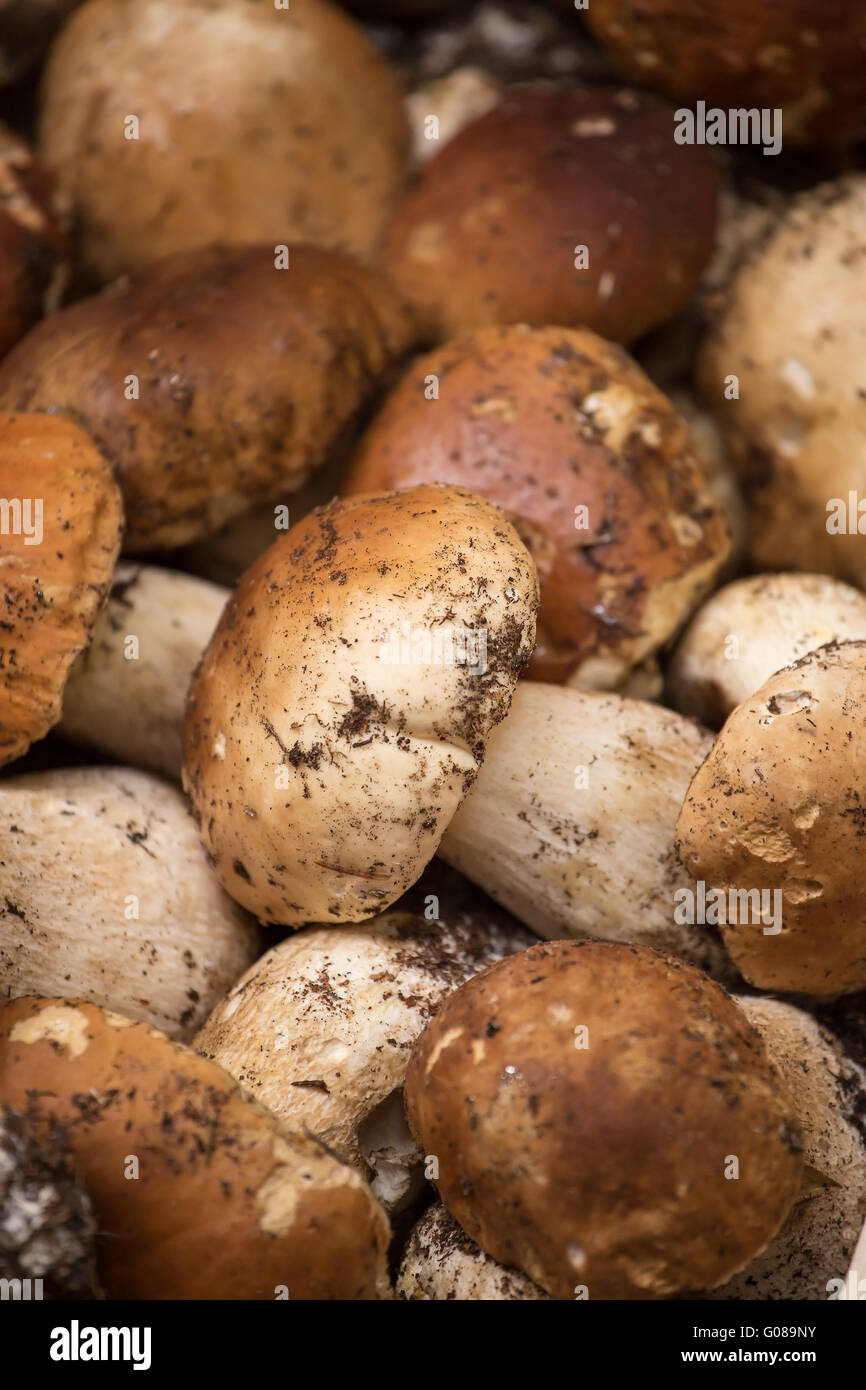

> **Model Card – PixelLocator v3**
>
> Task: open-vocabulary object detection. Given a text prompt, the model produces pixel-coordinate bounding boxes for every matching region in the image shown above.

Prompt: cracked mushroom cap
[346,325,729,686]
[698,176,866,587]
[194,900,531,1213]
[675,640,866,997]
[0,997,392,1299]
[706,997,866,1301]
[397,1202,549,1300]
[405,939,804,1301]
[668,573,866,728]
[38,0,410,281]
[584,0,866,146]
[0,413,123,767]
[0,244,414,552]
[183,484,538,926]
[0,124,68,356]
[0,766,259,1039]
[383,85,719,346]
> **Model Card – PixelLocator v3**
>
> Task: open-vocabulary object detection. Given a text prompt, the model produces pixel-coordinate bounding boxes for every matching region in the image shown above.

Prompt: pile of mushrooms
[0,0,864,1305]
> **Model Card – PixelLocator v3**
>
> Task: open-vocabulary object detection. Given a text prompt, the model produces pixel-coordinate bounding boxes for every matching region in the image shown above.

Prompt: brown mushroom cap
[0,412,123,766]
[183,484,538,926]
[0,996,392,1299]
[0,124,68,357]
[675,640,866,997]
[584,0,866,145]
[383,86,719,345]
[38,0,410,280]
[405,939,804,1300]
[0,245,414,552]
[345,325,730,685]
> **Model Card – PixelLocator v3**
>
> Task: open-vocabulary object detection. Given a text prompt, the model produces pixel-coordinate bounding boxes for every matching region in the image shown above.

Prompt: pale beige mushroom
[397,1202,550,1301]
[0,766,258,1038]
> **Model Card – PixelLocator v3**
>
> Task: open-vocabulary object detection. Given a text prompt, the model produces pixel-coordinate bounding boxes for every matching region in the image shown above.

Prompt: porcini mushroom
[383,85,719,345]
[675,640,866,996]
[397,1202,549,1301]
[0,244,414,551]
[0,766,259,1038]
[668,573,866,728]
[404,939,804,1300]
[38,0,410,280]
[345,324,731,686]
[0,996,392,1299]
[0,412,123,767]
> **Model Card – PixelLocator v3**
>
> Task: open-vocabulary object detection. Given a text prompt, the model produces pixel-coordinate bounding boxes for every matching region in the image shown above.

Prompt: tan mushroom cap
[668,573,866,728]
[676,640,866,997]
[346,326,730,687]
[183,484,538,926]
[585,0,866,145]
[707,997,866,1301]
[0,245,414,551]
[698,176,866,586]
[38,0,410,280]
[0,124,68,355]
[383,86,719,346]
[397,1202,550,1301]
[405,940,804,1301]
[0,766,259,1039]
[0,412,123,766]
[0,996,392,1299]
[194,903,530,1209]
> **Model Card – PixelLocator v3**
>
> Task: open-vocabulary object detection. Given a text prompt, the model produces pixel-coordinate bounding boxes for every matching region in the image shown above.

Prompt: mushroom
[584,0,866,145]
[404,939,804,1300]
[0,412,123,768]
[0,125,69,356]
[0,1104,101,1299]
[397,1202,549,1301]
[848,1217,866,1300]
[59,563,229,779]
[668,573,866,728]
[383,85,719,345]
[38,0,410,280]
[698,175,866,587]
[0,244,414,551]
[194,892,531,1214]
[183,483,539,926]
[675,640,866,997]
[345,324,731,686]
[0,997,392,1299]
[0,766,259,1038]
[705,997,866,1301]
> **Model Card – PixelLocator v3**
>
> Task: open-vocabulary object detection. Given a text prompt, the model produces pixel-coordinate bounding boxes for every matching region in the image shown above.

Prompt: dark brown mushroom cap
[345,325,729,685]
[0,996,392,1300]
[405,939,804,1300]
[383,85,719,345]
[585,0,866,145]
[0,412,123,766]
[0,244,414,552]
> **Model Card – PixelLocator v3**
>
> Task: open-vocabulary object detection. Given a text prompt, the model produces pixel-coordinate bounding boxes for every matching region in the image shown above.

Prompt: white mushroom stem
[439,681,734,980]
[60,563,228,779]
[0,766,258,1038]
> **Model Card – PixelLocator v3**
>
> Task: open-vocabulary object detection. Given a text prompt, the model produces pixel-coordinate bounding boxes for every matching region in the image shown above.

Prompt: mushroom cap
[676,640,866,996]
[0,766,259,1038]
[397,1202,550,1301]
[194,900,531,1202]
[0,244,414,551]
[585,0,866,145]
[346,326,730,686]
[0,124,68,356]
[707,997,866,1301]
[0,996,392,1299]
[405,939,804,1300]
[698,175,866,586]
[668,573,866,728]
[38,0,410,280]
[0,412,123,766]
[183,484,538,925]
[383,85,719,345]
